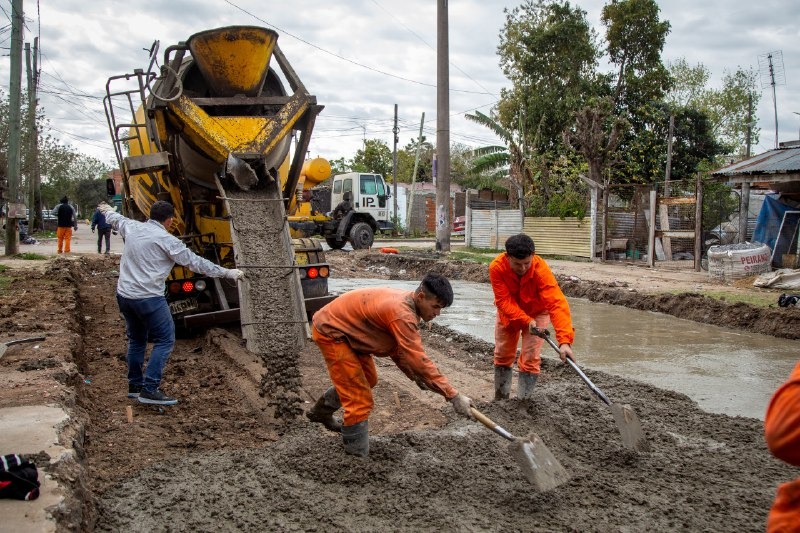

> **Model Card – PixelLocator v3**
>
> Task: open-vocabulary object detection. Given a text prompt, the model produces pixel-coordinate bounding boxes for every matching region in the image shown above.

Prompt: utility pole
[26,38,41,232]
[435,0,450,252]
[392,104,398,233]
[405,113,425,236]
[4,0,24,256]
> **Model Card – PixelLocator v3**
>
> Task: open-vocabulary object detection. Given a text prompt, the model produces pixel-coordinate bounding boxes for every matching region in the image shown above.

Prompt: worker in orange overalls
[489,233,575,400]
[306,273,474,457]
[764,360,800,532]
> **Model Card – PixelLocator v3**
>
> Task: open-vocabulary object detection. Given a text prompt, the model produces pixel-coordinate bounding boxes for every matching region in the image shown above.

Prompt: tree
[667,58,760,157]
[602,0,671,112]
[350,139,392,177]
[396,136,433,183]
[496,0,600,155]
[464,111,529,207]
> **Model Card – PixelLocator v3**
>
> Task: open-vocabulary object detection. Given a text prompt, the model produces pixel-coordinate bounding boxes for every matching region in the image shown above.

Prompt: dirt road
[0,252,796,531]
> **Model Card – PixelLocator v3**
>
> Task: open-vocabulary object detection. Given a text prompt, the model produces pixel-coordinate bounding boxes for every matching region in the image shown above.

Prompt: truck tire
[349,222,374,250]
[325,236,346,250]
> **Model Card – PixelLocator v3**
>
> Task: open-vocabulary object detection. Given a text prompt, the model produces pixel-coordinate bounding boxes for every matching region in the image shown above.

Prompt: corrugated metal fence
[525,217,592,257]
[465,209,522,249]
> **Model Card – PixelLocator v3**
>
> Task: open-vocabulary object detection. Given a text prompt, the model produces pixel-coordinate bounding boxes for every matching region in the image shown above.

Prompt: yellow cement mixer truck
[103,26,334,335]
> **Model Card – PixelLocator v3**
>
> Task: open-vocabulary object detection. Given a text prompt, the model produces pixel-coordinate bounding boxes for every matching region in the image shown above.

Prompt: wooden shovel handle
[470,407,514,441]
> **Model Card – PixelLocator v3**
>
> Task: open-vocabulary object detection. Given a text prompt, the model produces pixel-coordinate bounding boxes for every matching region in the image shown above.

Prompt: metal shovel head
[507,435,569,492]
[609,403,648,452]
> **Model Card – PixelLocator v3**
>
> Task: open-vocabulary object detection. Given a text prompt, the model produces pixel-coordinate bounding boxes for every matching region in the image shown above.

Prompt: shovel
[534,328,648,452]
[0,336,46,360]
[470,406,569,492]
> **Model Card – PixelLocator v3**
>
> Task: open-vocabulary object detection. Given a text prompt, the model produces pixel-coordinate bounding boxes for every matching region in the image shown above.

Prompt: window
[360,175,377,195]
[343,179,352,194]
[333,180,342,194]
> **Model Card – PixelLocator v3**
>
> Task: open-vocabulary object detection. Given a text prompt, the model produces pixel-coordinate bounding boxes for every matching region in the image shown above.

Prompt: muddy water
[329,278,798,419]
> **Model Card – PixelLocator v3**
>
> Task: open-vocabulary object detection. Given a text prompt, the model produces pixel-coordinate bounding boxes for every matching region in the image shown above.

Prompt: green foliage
[396,136,433,183]
[701,180,740,231]
[667,58,760,157]
[14,252,46,260]
[497,0,600,153]
[329,157,350,176]
[351,139,393,177]
[602,0,671,108]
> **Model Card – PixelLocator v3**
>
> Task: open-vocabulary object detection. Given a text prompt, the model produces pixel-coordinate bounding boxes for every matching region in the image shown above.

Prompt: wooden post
[694,174,703,271]
[647,188,656,267]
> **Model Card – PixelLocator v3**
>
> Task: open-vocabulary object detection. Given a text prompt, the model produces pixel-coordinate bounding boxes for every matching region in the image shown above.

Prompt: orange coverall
[489,253,574,374]
[765,361,800,532]
[311,287,457,426]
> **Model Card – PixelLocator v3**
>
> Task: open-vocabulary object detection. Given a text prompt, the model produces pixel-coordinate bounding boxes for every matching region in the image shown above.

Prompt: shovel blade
[508,435,569,492]
[609,403,648,452]
[0,344,6,360]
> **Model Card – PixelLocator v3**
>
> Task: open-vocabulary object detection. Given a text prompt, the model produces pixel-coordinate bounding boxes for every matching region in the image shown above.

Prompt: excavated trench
[8,253,792,531]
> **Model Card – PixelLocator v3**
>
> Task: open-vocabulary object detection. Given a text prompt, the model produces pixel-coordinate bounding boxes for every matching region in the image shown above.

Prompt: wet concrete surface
[329,278,798,420]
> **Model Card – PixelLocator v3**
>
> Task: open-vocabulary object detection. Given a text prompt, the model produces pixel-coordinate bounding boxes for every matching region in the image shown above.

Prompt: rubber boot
[494,366,513,400]
[306,386,342,433]
[342,420,369,457]
[517,372,539,400]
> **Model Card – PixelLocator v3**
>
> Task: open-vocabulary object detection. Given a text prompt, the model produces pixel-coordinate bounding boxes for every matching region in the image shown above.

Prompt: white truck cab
[331,173,393,232]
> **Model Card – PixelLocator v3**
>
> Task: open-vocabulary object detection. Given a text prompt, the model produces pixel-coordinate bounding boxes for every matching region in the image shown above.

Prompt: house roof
[711,142,800,190]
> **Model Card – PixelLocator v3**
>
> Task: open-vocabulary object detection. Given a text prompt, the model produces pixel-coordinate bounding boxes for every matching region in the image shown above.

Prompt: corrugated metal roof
[711,146,800,175]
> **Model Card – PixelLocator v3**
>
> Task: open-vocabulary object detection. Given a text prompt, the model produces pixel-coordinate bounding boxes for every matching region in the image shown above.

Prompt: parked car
[452,216,465,234]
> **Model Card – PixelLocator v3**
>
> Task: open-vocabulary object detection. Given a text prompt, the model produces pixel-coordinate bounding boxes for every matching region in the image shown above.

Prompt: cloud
[0,0,796,166]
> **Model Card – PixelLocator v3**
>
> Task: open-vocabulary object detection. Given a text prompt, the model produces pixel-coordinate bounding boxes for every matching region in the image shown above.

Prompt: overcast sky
[1,0,797,169]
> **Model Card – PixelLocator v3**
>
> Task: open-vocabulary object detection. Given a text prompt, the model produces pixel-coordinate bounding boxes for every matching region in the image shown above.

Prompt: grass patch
[14,252,48,261]
[665,288,778,308]
[0,264,9,291]
[449,250,495,265]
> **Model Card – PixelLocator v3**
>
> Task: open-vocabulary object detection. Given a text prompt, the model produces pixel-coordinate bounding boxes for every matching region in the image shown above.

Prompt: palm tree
[464,111,531,210]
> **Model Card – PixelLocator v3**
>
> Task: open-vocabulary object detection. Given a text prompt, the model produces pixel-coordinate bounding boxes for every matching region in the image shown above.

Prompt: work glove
[449,393,474,419]
[228,268,246,280]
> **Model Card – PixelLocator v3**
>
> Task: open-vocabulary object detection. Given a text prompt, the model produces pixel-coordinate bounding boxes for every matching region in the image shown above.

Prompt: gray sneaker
[137,389,178,406]
[127,384,143,398]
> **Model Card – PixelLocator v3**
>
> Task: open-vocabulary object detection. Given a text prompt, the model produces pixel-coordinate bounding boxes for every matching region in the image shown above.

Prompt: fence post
[648,188,657,267]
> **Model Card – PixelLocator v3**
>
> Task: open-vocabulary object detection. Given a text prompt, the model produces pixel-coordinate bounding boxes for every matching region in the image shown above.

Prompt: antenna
[758,50,785,149]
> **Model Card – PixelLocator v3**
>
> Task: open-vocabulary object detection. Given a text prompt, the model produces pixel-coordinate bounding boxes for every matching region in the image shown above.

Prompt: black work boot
[306,386,342,433]
[342,420,369,457]
[494,365,513,400]
[517,372,539,400]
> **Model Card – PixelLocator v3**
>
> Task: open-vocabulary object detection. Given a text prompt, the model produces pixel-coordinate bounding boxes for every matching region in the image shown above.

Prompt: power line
[223,0,492,96]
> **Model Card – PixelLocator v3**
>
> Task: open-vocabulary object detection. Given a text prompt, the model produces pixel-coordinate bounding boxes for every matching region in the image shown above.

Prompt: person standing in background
[91,206,113,254]
[489,233,575,400]
[52,196,78,254]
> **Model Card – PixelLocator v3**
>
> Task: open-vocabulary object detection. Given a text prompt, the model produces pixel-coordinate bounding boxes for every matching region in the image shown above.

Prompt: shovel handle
[470,407,514,441]
[536,329,612,406]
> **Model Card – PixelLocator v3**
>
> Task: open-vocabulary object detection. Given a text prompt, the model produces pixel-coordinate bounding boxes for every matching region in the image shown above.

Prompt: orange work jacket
[765,361,800,532]
[489,253,574,346]
[312,287,457,399]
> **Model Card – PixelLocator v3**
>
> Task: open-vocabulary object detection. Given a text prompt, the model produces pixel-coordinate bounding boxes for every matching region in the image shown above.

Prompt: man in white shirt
[99,201,244,406]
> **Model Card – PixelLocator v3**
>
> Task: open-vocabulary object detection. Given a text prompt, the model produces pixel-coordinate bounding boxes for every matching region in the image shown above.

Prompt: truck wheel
[349,222,374,250]
[325,236,346,250]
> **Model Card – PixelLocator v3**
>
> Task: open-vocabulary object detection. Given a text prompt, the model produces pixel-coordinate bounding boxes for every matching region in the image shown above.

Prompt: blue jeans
[116,294,175,393]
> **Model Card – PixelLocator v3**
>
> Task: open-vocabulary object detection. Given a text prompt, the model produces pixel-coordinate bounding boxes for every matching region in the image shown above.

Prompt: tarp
[754,269,800,290]
[753,194,795,252]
